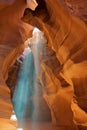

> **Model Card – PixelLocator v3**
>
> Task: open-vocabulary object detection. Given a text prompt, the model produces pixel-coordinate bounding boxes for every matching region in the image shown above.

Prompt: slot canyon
[0,0,87,130]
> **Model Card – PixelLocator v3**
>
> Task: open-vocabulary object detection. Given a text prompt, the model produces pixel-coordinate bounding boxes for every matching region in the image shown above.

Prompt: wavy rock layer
[22,0,87,129]
[0,0,87,130]
[0,0,37,129]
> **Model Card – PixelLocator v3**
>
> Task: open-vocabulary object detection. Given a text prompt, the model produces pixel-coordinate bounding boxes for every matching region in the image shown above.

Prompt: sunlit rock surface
[0,0,87,130]
[22,0,87,128]
[0,0,37,129]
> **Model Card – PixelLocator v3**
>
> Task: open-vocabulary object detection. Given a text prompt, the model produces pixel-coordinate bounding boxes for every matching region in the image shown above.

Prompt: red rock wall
[0,0,87,129]
[0,0,37,129]
[23,0,87,128]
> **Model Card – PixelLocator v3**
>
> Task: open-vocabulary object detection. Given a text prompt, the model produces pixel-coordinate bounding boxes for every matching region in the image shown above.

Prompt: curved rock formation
[22,0,87,129]
[0,0,87,130]
[0,0,37,129]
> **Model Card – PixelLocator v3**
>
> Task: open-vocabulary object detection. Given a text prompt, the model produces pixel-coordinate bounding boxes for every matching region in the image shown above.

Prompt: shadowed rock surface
[0,0,87,130]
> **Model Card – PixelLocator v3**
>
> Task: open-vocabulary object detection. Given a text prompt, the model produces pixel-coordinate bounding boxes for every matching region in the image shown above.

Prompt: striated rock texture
[63,0,87,24]
[0,0,87,130]
[22,0,87,129]
[0,0,37,129]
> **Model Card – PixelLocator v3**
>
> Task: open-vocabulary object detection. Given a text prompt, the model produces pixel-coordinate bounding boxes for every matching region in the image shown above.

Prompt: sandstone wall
[0,0,37,129]
[22,0,87,128]
[0,0,87,129]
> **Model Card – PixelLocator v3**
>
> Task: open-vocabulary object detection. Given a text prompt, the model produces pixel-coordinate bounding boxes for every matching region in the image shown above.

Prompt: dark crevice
[23,0,50,23]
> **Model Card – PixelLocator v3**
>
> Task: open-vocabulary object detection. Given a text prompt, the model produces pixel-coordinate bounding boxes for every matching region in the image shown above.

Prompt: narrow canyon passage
[0,0,87,130]
[10,28,77,130]
[8,28,82,130]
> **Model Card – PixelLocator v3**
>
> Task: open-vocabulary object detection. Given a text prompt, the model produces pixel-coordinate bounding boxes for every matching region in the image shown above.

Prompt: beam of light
[30,27,47,124]
[12,50,36,120]
[12,27,47,130]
